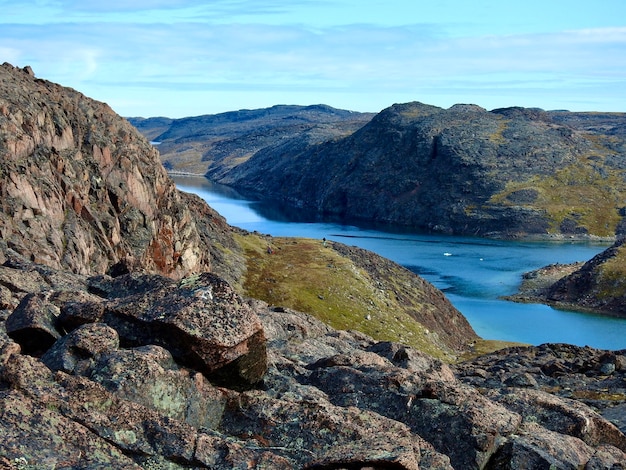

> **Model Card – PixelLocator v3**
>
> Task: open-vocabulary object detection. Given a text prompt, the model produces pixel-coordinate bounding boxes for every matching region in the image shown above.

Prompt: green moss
[235,233,454,360]
[487,118,508,144]
[113,429,137,445]
[595,243,626,299]
[571,389,626,401]
[490,160,626,237]
[458,339,530,362]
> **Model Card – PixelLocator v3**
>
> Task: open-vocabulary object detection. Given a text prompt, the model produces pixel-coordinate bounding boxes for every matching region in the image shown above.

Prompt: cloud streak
[1,1,625,117]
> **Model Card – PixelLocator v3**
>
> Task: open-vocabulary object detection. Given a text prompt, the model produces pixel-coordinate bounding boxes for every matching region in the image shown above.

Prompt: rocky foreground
[1,63,625,468]
[0,253,624,469]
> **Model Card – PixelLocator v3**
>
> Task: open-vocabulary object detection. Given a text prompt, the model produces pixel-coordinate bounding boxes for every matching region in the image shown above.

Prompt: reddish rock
[0,62,240,280]
[220,390,423,469]
[486,423,594,469]
[488,388,626,452]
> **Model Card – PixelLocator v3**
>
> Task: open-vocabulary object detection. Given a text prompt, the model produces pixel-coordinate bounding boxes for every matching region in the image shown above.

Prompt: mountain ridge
[134,100,626,240]
[128,104,375,177]
[208,101,626,239]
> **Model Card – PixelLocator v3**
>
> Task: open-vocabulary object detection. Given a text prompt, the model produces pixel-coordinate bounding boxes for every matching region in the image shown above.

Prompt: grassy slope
[595,242,626,300]
[490,138,626,237]
[234,232,522,362]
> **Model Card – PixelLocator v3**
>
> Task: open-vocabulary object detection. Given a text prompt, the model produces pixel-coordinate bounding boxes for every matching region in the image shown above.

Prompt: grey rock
[86,344,227,430]
[504,372,538,388]
[41,323,119,375]
[6,293,61,355]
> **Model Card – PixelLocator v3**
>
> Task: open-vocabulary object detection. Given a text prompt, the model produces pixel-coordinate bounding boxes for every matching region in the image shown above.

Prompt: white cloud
[1,1,624,116]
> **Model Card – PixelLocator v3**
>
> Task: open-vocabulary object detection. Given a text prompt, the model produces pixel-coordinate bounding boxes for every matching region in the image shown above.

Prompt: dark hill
[509,236,626,317]
[202,102,626,239]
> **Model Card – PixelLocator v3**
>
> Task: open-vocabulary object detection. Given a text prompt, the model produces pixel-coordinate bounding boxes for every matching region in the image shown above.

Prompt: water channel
[174,175,626,350]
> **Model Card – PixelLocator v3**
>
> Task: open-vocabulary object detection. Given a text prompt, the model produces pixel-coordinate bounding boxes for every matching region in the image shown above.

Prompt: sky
[1,0,625,118]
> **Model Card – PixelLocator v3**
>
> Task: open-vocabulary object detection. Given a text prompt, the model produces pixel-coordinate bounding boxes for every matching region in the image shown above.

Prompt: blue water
[174,175,626,350]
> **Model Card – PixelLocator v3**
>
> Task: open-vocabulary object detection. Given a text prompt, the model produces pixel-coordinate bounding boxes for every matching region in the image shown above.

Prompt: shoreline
[168,172,617,244]
[503,261,626,320]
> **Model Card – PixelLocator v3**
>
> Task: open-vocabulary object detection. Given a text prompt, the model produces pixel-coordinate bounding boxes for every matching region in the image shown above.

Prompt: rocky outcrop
[1,258,625,468]
[0,62,240,280]
[200,102,626,239]
[544,237,626,315]
[510,237,626,317]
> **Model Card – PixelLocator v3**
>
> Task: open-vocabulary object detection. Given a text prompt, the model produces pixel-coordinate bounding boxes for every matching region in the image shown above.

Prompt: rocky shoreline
[505,238,626,318]
[503,262,584,304]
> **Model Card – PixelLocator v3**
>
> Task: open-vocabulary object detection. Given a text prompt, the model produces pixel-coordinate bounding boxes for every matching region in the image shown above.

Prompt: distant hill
[128,105,374,176]
[183,102,625,239]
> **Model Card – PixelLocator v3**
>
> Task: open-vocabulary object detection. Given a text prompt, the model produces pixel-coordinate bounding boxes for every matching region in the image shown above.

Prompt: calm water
[174,175,626,350]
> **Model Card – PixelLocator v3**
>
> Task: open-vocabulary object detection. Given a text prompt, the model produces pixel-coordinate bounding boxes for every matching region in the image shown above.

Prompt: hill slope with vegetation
[208,102,626,239]
[128,105,374,176]
[509,237,626,317]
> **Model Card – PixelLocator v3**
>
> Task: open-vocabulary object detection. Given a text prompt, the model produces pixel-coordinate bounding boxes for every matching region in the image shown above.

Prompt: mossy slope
[235,233,480,361]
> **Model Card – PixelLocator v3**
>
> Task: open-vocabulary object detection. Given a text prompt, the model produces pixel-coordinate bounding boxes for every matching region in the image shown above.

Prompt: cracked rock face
[0,62,233,280]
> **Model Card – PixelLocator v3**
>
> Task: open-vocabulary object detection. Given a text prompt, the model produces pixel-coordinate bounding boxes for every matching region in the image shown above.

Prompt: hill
[203,102,626,239]
[128,105,374,176]
[509,237,626,317]
[133,102,626,240]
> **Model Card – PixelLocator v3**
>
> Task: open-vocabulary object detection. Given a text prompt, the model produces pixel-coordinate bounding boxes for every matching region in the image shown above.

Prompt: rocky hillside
[128,105,374,176]
[510,237,626,317]
[234,233,475,361]
[200,102,626,239]
[1,63,625,468]
[0,62,244,281]
[0,62,478,358]
[1,258,625,469]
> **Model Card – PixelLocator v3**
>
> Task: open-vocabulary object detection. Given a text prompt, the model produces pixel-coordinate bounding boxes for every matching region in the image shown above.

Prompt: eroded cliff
[0,62,237,280]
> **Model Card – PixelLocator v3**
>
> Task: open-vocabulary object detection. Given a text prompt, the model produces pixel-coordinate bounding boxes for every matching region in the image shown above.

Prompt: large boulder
[58,272,267,389]
[5,293,61,355]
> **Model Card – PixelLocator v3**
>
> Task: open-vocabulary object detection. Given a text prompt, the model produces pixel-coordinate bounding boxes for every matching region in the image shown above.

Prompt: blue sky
[1,0,625,117]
